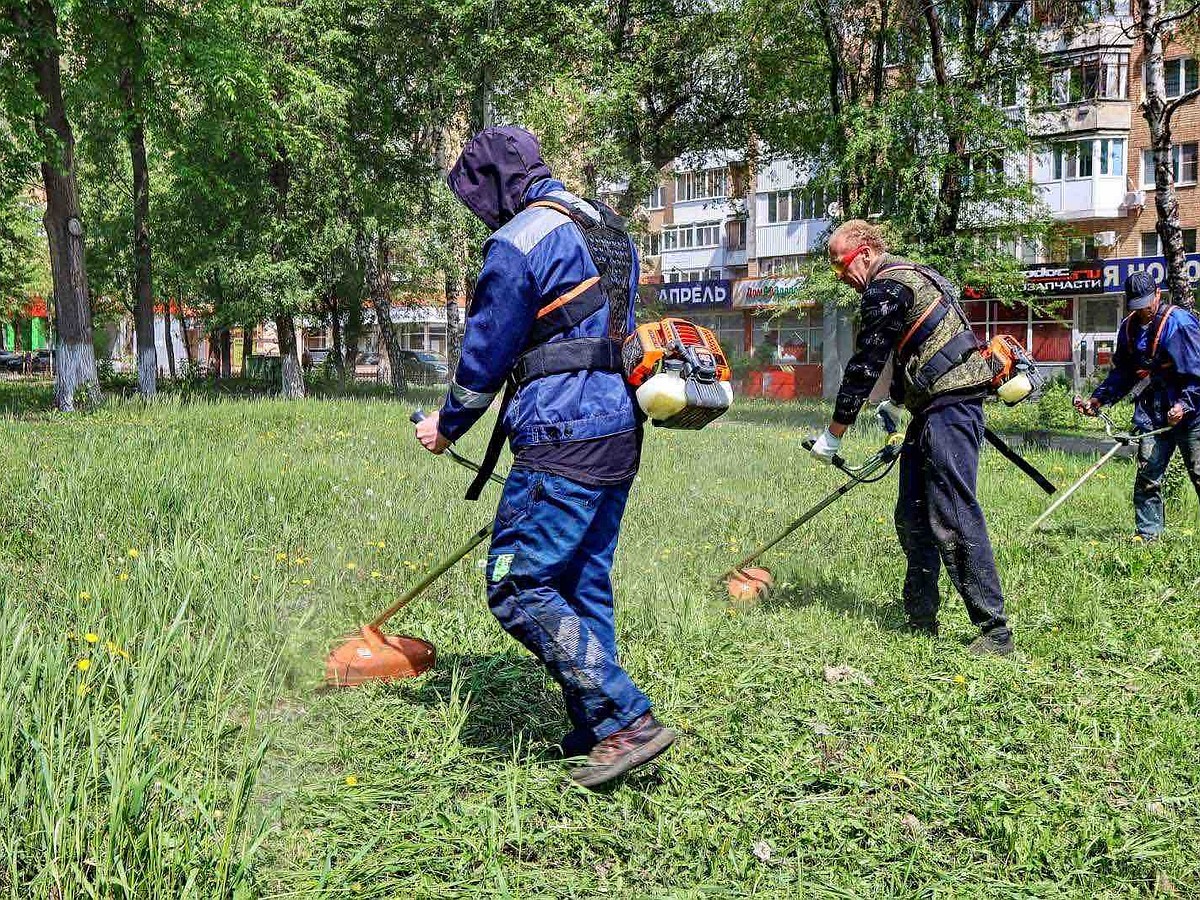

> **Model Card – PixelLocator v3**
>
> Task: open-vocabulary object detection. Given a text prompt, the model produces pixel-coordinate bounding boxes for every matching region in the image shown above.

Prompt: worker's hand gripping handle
[801,438,846,470]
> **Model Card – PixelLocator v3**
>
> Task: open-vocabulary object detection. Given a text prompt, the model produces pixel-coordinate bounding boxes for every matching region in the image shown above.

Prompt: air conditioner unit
[1122,190,1146,210]
[1094,230,1118,248]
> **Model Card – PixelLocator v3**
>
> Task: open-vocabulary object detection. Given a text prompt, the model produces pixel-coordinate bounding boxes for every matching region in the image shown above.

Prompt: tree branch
[1165,84,1200,124]
[1156,1,1200,32]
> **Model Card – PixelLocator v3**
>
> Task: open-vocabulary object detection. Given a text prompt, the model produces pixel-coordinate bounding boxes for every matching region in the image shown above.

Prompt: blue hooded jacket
[1092,305,1200,431]
[439,128,639,449]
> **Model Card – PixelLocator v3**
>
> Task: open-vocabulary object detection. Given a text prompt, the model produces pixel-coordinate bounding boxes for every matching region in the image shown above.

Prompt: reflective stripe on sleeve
[450,380,497,409]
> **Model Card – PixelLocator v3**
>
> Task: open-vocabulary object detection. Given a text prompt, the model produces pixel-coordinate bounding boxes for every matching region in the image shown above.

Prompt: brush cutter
[718,424,905,601]
[1027,402,1173,533]
[323,410,504,687]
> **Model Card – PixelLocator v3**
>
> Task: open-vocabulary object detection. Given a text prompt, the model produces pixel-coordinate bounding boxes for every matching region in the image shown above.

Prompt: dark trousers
[486,468,651,749]
[895,399,1009,635]
[1134,418,1200,538]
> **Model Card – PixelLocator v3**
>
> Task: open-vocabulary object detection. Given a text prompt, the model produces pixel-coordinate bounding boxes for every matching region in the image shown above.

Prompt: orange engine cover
[622,317,732,387]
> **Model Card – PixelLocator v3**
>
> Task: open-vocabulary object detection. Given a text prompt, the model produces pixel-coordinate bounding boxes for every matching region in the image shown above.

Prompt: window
[965,153,1004,190]
[1053,141,1095,179]
[1079,296,1120,333]
[305,330,328,351]
[1068,236,1098,261]
[641,232,661,257]
[759,256,806,276]
[1154,57,1200,100]
[1048,52,1129,104]
[663,267,722,283]
[765,186,830,223]
[1098,138,1124,176]
[759,309,824,364]
[726,219,746,251]
[661,221,722,251]
[1140,229,1197,255]
[687,312,745,354]
[1142,143,1200,188]
[988,73,1020,109]
[961,299,1074,363]
[645,185,665,209]
[675,169,728,202]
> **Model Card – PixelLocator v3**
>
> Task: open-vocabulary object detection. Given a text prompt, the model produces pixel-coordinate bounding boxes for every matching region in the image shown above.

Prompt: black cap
[1124,271,1159,310]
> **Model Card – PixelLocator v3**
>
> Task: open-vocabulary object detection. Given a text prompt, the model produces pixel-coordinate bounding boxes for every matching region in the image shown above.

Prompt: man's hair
[830,219,887,253]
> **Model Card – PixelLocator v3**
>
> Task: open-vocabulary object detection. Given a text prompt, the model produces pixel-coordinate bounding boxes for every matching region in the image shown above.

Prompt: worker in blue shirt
[413,127,674,788]
[1076,271,1200,539]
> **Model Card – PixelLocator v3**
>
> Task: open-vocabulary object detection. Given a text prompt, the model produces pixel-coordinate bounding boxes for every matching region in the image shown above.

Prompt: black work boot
[969,627,1014,657]
[569,713,675,789]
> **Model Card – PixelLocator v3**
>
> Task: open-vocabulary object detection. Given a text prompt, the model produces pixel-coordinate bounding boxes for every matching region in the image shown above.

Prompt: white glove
[876,399,904,434]
[809,429,841,464]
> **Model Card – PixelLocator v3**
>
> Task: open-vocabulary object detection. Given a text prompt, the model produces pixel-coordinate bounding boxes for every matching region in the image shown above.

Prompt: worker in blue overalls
[1076,271,1200,540]
[413,127,674,788]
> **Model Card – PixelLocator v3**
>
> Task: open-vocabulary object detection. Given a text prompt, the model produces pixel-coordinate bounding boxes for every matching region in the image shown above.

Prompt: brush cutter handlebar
[802,435,902,477]
[412,409,507,487]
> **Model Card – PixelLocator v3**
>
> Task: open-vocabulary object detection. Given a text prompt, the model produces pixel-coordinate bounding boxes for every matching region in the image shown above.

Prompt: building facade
[635,8,1200,398]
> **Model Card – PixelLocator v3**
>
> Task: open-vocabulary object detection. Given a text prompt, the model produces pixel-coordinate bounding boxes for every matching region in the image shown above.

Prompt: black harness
[464,193,635,500]
[883,262,983,395]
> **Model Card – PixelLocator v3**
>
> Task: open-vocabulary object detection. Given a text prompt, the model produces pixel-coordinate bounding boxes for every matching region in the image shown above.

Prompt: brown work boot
[569,713,675,789]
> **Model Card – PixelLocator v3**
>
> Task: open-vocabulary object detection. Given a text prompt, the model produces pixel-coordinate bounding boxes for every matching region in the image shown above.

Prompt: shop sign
[733,276,812,308]
[650,279,731,309]
[1024,252,1200,296]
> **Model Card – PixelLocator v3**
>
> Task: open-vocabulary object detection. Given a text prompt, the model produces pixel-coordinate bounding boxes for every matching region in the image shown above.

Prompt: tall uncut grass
[0,387,1196,898]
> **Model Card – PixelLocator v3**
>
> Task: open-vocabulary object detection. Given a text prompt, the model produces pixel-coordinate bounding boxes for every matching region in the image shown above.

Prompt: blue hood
[447,127,553,231]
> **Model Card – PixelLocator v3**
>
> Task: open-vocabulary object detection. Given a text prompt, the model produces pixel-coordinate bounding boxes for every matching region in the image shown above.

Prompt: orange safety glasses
[831,244,869,278]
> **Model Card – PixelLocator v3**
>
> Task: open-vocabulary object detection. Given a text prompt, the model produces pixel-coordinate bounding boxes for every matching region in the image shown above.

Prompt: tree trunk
[343,293,363,378]
[1140,0,1195,309]
[368,233,407,398]
[329,297,346,384]
[17,0,101,410]
[164,294,177,378]
[275,315,304,398]
[180,309,193,363]
[121,17,156,397]
[241,326,253,374]
[445,269,463,371]
[219,328,232,378]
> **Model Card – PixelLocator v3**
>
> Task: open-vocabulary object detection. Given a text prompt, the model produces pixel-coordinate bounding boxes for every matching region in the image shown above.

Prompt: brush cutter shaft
[1027,443,1123,533]
[718,444,899,583]
[369,522,493,628]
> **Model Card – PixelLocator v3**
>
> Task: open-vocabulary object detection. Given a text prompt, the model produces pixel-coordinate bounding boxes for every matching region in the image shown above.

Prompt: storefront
[1011,252,1200,386]
[3,297,50,351]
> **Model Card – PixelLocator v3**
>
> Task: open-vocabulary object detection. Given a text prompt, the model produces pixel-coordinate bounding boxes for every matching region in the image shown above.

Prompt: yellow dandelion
[345,774,358,786]
[376,541,386,549]
[76,658,91,672]
[118,572,130,582]
[370,571,382,579]
[301,579,312,586]
[77,680,90,696]
[346,562,357,571]
[77,591,91,601]
[127,548,140,559]
[293,557,306,566]
[84,633,99,644]
[1132,535,1143,543]
[953,674,966,685]
[275,552,288,562]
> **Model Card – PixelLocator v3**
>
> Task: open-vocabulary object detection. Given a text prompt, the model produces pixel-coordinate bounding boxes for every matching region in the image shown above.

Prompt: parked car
[302,347,334,369]
[0,351,25,373]
[31,349,51,373]
[397,350,449,385]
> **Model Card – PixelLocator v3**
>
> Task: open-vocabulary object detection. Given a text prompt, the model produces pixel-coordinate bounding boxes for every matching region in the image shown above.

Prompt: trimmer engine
[622,318,733,428]
[983,334,1044,406]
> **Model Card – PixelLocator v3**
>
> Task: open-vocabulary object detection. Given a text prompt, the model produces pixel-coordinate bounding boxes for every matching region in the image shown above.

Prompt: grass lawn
[1,384,1198,898]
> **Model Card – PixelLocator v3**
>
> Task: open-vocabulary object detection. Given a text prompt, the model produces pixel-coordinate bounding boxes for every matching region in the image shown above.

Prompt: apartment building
[637,11,1200,398]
